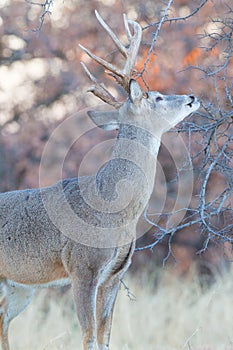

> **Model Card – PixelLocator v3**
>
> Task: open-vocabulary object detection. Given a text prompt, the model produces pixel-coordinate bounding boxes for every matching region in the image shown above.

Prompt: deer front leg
[71,274,98,350]
[96,278,120,350]
[0,282,8,350]
[0,310,9,350]
[0,281,34,350]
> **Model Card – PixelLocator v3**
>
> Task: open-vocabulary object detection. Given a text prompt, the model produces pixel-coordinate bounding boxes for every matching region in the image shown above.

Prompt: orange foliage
[135,50,160,90]
[135,50,158,71]
[210,47,219,57]
[183,47,202,66]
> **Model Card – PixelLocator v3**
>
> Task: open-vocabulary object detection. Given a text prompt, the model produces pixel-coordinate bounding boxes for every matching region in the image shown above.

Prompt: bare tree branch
[136,1,233,260]
[140,0,174,78]
[143,0,208,30]
[25,0,53,31]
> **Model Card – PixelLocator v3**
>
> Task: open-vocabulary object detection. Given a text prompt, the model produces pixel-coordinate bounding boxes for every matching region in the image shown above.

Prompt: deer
[0,10,200,350]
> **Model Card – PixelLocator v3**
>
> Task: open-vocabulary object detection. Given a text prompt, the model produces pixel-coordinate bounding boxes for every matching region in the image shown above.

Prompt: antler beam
[79,10,142,107]
[80,62,122,108]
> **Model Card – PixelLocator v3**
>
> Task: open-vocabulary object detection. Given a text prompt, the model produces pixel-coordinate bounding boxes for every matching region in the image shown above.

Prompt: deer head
[80,11,200,135]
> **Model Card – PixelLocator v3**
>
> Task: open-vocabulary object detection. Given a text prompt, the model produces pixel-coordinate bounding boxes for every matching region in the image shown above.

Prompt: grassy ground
[10,268,233,350]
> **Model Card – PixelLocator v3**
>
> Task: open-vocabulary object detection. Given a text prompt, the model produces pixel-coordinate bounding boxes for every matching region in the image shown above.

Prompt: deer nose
[189,95,195,103]
[189,95,196,104]
[186,95,196,108]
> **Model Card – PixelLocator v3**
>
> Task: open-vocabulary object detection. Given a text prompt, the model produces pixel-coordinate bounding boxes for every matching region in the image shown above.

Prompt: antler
[79,10,142,108]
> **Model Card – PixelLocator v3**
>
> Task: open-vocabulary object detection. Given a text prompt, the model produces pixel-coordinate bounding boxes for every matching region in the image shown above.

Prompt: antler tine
[123,14,132,41]
[80,62,122,109]
[122,19,142,87]
[95,10,127,58]
[79,44,124,79]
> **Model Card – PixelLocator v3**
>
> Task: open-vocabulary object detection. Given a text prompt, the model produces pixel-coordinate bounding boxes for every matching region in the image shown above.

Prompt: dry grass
[10,268,233,350]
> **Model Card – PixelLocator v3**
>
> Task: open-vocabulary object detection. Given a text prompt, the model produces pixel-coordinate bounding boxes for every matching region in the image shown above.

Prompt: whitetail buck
[0,10,199,350]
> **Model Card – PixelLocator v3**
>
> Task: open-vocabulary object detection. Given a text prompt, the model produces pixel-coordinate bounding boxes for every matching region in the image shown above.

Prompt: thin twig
[120,280,136,301]
[143,0,208,30]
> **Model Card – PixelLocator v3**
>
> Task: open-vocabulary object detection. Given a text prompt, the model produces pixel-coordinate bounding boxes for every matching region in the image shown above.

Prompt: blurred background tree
[0,0,232,282]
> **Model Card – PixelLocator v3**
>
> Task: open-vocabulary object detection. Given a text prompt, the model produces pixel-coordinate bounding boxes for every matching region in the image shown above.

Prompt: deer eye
[156,96,163,102]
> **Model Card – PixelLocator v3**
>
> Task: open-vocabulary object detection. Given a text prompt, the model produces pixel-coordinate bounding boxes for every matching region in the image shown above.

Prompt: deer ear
[129,79,143,104]
[88,110,120,130]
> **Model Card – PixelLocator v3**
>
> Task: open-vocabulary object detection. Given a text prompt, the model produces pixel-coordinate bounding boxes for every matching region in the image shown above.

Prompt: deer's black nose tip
[189,95,195,103]
[186,95,196,108]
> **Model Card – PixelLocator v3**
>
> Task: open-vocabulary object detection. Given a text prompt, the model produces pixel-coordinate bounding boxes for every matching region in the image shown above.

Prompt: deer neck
[55,123,162,248]
[115,123,160,159]
[95,123,161,216]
